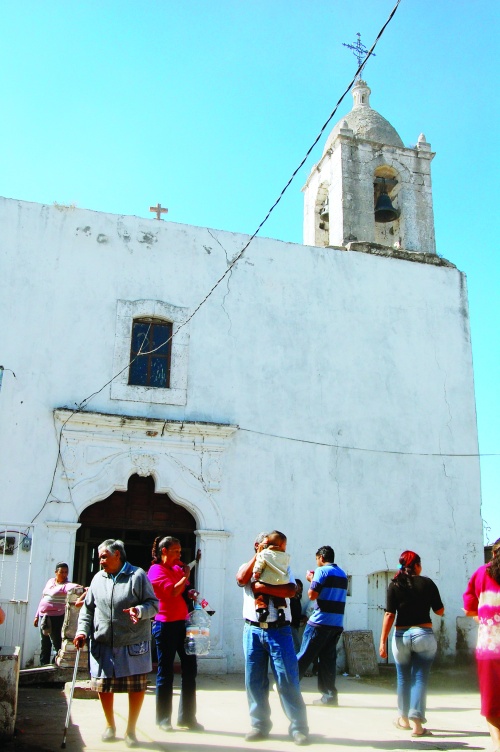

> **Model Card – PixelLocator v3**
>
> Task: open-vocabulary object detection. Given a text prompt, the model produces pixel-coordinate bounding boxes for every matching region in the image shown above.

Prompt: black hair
[487,538,500,585]
[151,535,181,564]
[316,545,334,563]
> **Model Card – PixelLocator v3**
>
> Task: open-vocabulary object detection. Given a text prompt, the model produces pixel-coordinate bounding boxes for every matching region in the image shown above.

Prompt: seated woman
[379,550,444,737]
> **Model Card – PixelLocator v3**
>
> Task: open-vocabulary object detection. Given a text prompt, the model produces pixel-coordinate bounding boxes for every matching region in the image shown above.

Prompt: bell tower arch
[303,79,436,254]
[373,164,401,247]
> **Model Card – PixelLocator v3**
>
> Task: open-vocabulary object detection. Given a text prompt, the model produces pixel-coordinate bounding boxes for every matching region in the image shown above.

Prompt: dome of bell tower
[323,79,404,153]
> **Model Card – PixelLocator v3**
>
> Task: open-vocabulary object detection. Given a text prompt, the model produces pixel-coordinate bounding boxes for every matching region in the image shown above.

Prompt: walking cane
[61,647,81,749]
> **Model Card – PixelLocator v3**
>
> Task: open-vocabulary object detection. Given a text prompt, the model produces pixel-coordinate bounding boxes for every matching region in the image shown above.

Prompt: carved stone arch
[75,472,199,581]
[69,451,216,529]
[373,152,412,180]
[43,409,237,673]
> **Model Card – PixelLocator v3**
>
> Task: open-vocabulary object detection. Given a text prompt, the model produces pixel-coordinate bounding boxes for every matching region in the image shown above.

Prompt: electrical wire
[53,0,403,383]
[238,426,499,458]
[125,0,403,361]
[32,1,413,520]
[31,324,153,522]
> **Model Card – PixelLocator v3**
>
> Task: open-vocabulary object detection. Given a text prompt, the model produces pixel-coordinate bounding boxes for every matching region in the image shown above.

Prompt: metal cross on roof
[342,32,375,76]
[149,203,168,220]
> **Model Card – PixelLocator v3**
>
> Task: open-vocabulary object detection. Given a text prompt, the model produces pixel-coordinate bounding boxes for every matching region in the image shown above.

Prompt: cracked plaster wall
[0,196,482,669]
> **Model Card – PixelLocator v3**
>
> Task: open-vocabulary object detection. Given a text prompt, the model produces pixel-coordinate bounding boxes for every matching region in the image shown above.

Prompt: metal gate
[367,570,397,663]
[0,524,35,660]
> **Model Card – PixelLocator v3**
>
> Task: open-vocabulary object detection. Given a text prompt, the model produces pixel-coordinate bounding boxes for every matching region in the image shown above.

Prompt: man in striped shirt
[297,545,347,706]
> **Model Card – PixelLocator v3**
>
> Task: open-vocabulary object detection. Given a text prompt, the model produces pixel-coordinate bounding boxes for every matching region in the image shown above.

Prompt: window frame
[111,299,189,406]
[128,317,173,389]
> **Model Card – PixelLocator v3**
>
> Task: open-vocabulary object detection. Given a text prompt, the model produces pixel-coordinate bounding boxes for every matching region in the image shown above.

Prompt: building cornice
[54,409,238,440]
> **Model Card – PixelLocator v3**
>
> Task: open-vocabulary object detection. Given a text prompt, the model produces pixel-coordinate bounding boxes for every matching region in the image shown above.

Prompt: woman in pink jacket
[463,537,500,752]
[148,536,202,733]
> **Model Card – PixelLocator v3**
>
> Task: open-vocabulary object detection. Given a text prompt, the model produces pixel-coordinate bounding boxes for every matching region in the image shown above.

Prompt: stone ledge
[63,679,98,700]
[343,241,456,268]
[19,665,89,686]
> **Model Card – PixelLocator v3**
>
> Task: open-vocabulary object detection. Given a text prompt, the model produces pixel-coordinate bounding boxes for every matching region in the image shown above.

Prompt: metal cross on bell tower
[342,32,375,77]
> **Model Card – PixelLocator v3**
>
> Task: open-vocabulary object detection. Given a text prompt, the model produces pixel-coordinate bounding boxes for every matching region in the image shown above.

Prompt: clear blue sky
[1,1,498,542]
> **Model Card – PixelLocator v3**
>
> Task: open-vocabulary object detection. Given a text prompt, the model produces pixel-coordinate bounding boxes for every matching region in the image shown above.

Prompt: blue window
[128,318,172,388]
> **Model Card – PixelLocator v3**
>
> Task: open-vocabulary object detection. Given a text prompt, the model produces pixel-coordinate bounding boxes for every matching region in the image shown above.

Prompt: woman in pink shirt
[34,562,77,665]
[463,537,500,751]
[148,536,203,733]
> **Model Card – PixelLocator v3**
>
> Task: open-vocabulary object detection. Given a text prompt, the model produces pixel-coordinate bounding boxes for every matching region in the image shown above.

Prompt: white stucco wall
[0,197,482,669]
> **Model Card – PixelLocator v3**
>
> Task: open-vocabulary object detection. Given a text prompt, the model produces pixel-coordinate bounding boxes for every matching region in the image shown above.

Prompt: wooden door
[367,570,397,663]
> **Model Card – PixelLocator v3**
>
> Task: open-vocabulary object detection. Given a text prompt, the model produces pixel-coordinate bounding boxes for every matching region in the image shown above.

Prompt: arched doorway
[73,474,197,586]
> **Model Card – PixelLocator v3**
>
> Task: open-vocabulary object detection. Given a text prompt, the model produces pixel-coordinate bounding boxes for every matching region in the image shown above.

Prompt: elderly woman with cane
[73,539,158,748]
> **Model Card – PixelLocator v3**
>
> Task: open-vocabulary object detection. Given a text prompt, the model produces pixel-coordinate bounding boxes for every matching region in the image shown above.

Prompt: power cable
[34,1,405,519]
[128,0,403,360]
[31,324,152,521]
[238,426,499,458]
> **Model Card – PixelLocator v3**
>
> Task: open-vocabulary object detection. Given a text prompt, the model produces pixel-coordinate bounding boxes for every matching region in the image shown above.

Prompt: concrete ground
[5,667,492,752]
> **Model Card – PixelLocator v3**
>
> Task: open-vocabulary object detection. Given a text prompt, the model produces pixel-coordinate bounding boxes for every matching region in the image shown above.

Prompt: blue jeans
[297,623,343,703]
[291,626,302,654]
[243,622,308,737]
[152,620,197,725]
[392,627,437,721]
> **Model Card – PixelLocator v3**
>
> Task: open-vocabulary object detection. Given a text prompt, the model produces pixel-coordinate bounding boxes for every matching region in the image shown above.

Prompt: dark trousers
[40,614,64,665]
[152,620,197,725]
[251,583,287,615]
[253,592,287,611]
[297,624,343,702]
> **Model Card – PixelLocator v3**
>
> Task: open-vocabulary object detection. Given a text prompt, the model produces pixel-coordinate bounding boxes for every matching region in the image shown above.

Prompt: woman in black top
[379,550,444,737]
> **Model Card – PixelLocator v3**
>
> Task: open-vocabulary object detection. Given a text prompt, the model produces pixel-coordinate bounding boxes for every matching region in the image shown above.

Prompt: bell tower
[303,79,436,254]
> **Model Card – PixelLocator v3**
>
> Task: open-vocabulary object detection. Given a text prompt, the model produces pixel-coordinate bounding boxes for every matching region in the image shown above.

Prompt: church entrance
[73,474,197,586]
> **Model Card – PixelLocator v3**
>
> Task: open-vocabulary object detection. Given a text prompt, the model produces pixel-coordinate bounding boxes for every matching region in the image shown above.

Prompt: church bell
[319,197,329,221]
[374,191,399,223]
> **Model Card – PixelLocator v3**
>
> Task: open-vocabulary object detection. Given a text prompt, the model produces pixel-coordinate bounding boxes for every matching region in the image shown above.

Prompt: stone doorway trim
[41,409,238,672]
[51,409,238,528]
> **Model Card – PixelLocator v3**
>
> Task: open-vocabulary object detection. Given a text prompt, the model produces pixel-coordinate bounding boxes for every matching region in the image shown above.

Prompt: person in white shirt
[236,532,309,747]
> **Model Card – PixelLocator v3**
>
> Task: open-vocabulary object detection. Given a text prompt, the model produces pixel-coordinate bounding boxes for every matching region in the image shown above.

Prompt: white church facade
[0,80,483,670]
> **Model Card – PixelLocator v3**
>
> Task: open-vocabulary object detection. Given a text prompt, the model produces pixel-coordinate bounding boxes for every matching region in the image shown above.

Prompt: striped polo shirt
[308,563,347,628]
